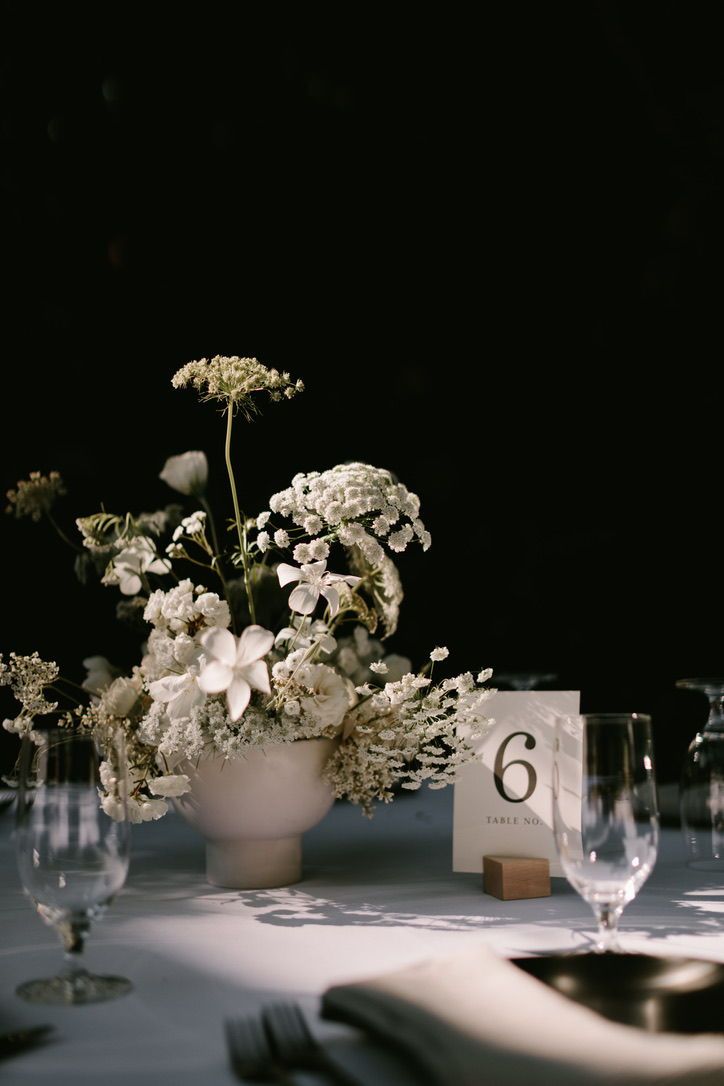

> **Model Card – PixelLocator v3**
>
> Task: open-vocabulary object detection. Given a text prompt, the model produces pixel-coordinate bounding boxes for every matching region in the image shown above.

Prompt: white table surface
[1,787,723,1085]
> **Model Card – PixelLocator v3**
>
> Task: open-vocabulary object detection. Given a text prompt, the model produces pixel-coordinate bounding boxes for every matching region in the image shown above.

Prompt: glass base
[686,857,724,873]
[16,969,132,1005]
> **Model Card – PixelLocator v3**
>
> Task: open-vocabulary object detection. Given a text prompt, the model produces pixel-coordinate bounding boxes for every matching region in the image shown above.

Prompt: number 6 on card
[453,691,581,877]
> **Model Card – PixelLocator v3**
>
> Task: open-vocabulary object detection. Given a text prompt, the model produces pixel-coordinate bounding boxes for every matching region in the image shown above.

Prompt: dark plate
[512,954,724,1034]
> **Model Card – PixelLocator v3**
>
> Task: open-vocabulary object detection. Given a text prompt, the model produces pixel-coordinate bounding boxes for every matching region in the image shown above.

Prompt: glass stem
[706,695,724,734]
[59,915,89,973]
[592,904,621,953]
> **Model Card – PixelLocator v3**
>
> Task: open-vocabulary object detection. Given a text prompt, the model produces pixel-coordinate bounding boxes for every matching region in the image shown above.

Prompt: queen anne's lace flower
[5,471,66,521]
[346,548,404,638]
[266,464,430,564]
[172,355,303,414]
[326,660,494,814]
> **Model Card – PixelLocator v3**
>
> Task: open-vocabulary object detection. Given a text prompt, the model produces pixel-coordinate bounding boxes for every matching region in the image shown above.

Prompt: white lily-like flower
[277,561,360,617]
[148,649,206,721]
[198,625,274,721]
[274,616,337,655]
[159,451,208,496]
[103,537,170,596]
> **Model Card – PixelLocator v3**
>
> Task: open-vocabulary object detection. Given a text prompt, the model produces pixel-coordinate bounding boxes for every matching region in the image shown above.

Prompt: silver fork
[262,1002,363,1086]
[224,1015,294,1084]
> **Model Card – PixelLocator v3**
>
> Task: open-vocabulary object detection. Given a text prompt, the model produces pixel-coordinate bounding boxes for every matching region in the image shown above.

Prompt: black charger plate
[513,954,724,1034]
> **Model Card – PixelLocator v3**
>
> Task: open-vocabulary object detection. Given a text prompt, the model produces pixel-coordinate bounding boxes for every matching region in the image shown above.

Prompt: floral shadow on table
[218,882,724,953]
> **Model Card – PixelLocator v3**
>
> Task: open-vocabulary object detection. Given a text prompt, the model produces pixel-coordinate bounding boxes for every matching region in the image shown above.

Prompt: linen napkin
[321,946,724,1086]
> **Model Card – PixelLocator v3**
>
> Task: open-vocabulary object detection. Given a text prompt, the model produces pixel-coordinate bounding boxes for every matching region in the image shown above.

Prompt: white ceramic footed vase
[175,737,336,889]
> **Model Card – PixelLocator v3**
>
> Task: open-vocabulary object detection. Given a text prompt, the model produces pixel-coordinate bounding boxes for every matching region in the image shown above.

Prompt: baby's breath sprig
[0,652,60,729]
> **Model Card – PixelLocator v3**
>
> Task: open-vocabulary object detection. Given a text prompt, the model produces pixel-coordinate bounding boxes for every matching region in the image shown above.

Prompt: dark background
[2,2,722,781]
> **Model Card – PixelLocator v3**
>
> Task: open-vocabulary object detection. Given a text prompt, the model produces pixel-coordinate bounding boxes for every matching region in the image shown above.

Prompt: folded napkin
[322,946,724,1086]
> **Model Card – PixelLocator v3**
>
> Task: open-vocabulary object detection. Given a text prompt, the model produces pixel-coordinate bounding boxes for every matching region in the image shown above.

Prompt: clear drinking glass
[553,713,659,952]
[677,678,724,872]
[494,671,558,691]
[15,727,132,1004]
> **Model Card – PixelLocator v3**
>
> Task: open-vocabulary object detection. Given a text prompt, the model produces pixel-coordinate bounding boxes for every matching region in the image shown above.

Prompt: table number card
[453,691,581,877]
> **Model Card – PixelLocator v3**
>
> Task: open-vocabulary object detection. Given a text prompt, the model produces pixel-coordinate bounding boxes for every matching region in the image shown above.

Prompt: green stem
[179,549,236,631]
[46,511,82,554]
[224,406,256,624]
[57,676,90,694]
[48,684,83,707]
[200,495,222,560]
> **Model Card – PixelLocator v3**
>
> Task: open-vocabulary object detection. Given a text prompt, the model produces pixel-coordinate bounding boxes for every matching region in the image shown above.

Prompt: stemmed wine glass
[553,713,659,952]
[15,727,132,1004]
[495,672,558,691]
[677,678,724,871]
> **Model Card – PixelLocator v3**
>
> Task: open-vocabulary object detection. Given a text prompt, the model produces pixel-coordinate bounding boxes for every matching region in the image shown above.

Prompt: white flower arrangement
[2,355,494,820]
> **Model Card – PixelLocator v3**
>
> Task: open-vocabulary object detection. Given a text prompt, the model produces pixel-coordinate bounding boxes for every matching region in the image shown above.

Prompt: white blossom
[430,647,450,662]
[149,654,206,722]
[159,451,208,496]
[303,514,322,535]
[295,663,350,731]
[274,616,336,655]
[143,580,229,635]
[277,560,360,617]
[194,592,231,629]
[148,774,191,798]
[101,794,127,821]
[257,531,271,553]
[102,676,140,718]
[308,539,330,561]
[273,529,290,548]
[198,625,274,721]
[292,543,312,563]
[173,510,207,539]
[81,656,115,697]
[267,462,430,557]
[103,536,170,596]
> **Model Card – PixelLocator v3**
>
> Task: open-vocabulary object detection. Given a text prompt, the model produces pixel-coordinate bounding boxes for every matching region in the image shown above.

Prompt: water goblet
[15,727,132,1004]
[553,713,659,952]
[495,671,558,691]
[677,678,724,871]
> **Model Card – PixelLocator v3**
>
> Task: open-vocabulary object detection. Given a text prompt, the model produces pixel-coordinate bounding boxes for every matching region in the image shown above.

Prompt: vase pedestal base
[206,836,302,889]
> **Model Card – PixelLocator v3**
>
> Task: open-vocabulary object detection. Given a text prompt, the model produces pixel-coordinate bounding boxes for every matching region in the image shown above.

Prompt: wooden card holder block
[483,855,551,900]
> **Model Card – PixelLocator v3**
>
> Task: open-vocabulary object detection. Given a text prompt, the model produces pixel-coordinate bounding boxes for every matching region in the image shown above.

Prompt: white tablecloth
[1,787,722,1084]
